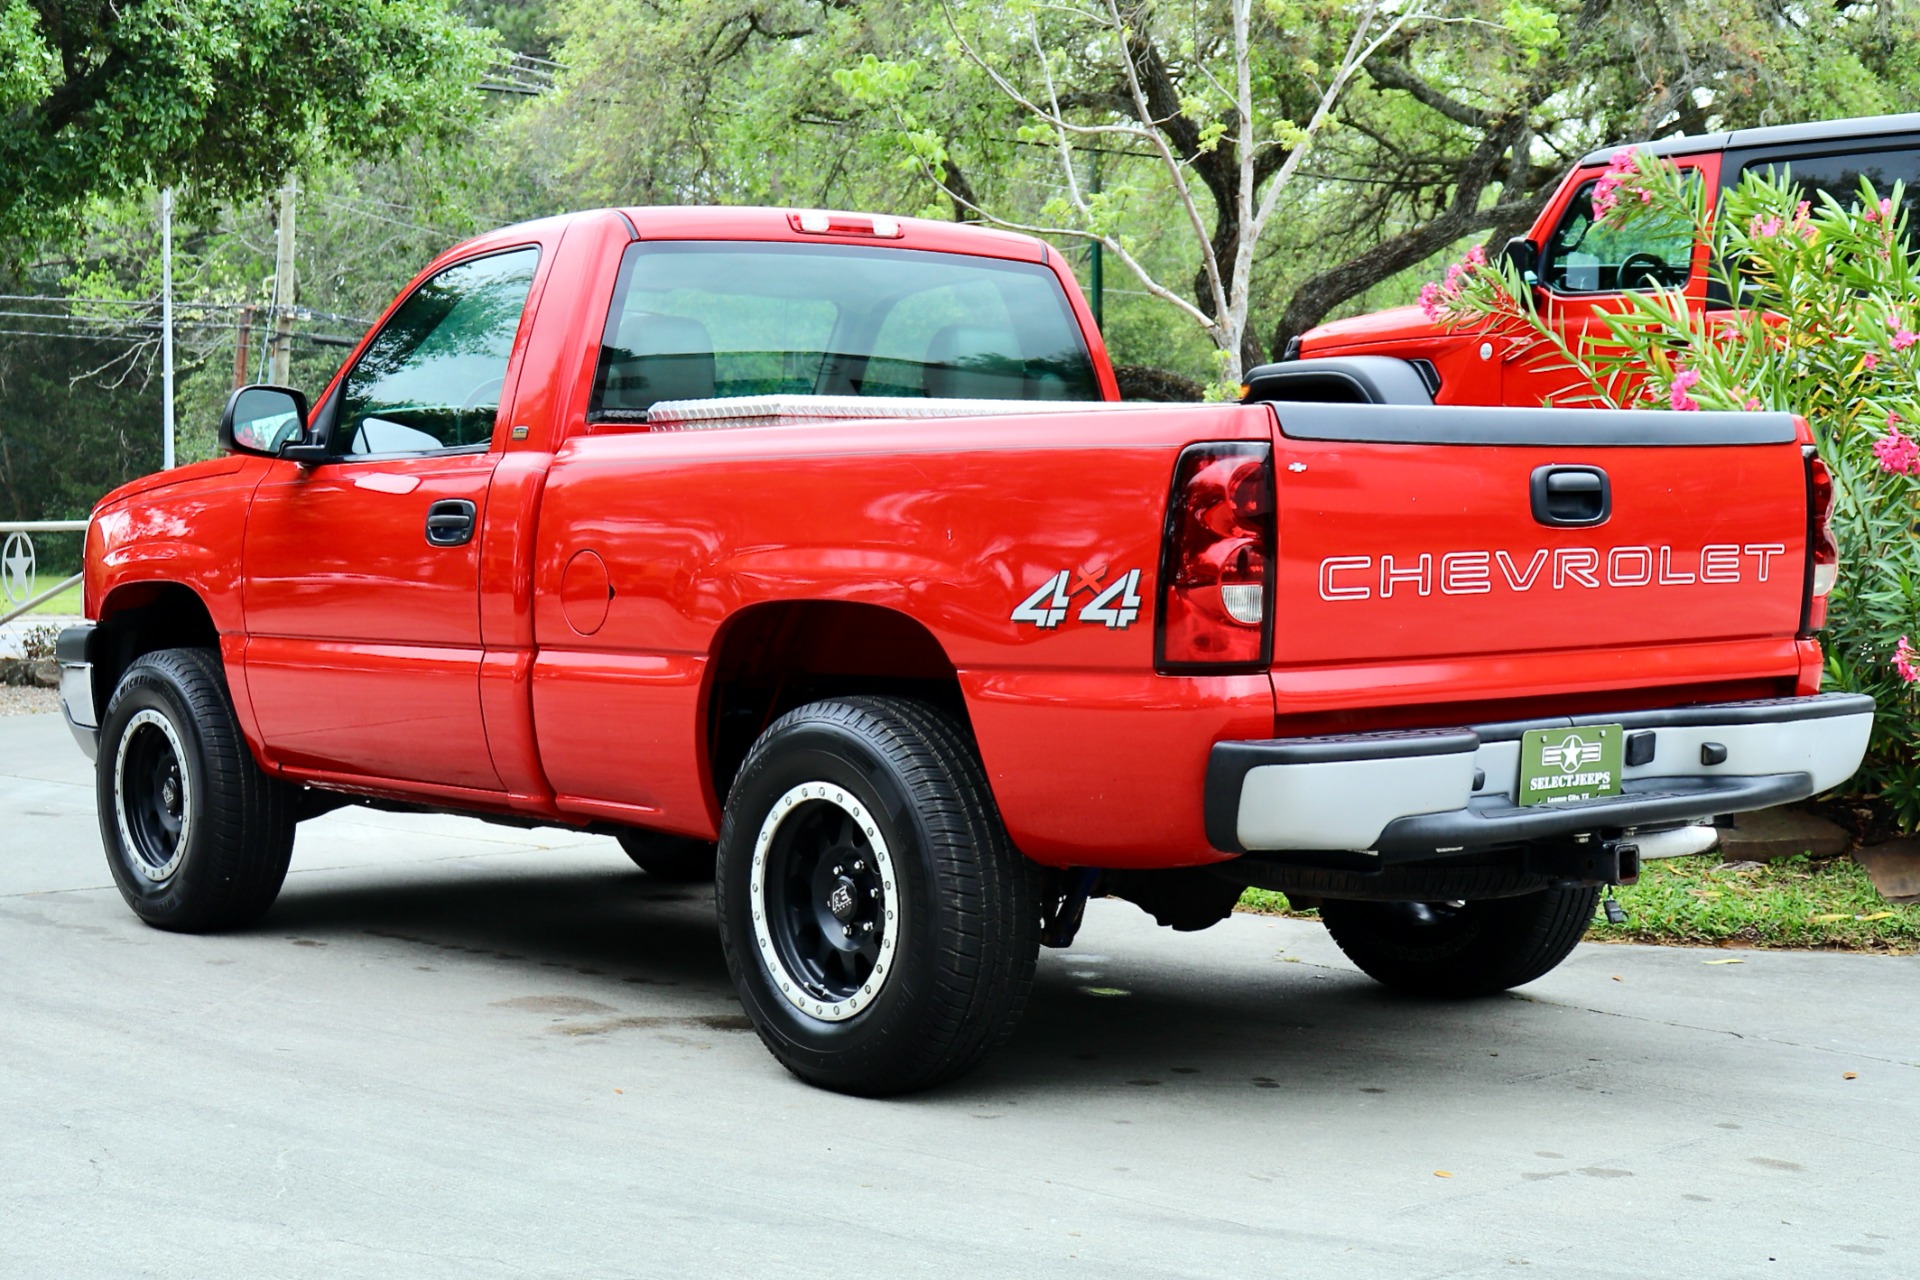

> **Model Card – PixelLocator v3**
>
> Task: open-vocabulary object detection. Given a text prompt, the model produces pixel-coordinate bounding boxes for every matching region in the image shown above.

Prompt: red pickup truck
[1289,111,1920,406]
[58,205,1871,1094]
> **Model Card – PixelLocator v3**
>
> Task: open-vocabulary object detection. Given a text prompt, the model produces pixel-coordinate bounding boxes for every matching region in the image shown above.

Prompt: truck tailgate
[1266,404,1808,673]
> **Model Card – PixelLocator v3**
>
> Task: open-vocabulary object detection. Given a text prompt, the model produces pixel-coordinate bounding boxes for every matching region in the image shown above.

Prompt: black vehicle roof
[1578,112,1920,168]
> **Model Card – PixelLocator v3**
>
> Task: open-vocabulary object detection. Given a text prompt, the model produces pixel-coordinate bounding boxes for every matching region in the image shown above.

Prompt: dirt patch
[0,686,58,716]
[491,995,618,1016]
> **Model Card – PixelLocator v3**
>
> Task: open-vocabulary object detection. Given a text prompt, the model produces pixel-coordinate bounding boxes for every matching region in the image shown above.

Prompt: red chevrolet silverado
[58,205,1871,1094]
[1288,111,1920,407]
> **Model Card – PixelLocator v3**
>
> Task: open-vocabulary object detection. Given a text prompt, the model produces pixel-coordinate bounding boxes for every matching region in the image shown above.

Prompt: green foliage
[1238,855,1920,953]
[0,0,494,250]
[1590,854,1920,953]
[1435,152,1920,825]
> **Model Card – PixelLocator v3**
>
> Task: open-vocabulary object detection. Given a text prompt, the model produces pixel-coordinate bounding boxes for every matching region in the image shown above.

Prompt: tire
[1319,885,1599,998]
[616,830,717,882]
[715,696,1040,1096]
[96,647,295,932]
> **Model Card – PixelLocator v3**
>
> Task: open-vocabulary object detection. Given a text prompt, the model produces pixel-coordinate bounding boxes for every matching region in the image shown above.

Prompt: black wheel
[1320,886,1599,997]
[715,696,1040,1096]
[616,830,717,881]
[97,648,295,932]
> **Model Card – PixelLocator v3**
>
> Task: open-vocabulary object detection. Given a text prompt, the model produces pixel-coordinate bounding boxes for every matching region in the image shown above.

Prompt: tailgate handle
[1531,465,1610,527]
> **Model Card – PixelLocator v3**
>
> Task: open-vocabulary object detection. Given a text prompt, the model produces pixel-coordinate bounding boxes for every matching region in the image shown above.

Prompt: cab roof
[1578,111,1920,168]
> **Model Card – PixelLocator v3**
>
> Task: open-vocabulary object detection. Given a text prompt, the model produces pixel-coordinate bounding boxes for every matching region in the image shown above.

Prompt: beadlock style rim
[750,781,899,1023]
[115,708,193,884]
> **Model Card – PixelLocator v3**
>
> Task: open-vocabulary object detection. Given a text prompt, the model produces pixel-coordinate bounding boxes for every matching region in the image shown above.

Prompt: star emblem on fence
[1,532,33,605]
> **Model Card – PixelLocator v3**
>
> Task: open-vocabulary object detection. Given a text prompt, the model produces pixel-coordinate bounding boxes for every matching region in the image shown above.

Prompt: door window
[337,248,540,455]
[1541,177,1696,294]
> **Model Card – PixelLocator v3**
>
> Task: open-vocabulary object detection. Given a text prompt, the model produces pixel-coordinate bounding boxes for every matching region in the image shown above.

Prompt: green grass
[24,582,82,615]
[1235,854,1920,953]
[1591,854,1920,953]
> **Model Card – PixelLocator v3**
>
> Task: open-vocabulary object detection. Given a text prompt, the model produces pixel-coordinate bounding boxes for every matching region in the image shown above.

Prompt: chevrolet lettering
[1319,544,1789,601]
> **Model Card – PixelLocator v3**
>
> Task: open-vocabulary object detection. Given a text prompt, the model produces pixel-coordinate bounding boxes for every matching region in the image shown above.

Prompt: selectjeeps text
[58,206,1872,1094]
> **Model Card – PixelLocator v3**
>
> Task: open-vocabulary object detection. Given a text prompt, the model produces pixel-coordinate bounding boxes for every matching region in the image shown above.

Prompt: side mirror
[220,385,313,458]
[1497,236,1540,287]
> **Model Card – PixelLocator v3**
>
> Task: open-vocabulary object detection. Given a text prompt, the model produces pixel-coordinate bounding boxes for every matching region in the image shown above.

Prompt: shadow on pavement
[254,861,1590,1103]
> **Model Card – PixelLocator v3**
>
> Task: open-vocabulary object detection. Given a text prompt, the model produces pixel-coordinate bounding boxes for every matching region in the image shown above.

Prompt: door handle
[1530,465,1610,527]
[424,499,477,547]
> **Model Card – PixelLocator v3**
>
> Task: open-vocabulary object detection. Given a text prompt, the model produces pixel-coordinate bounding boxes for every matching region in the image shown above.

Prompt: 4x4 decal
[1012,563,1143,630]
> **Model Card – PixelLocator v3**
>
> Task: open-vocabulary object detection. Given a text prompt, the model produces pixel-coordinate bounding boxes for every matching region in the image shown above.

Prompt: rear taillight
[1804,448,1838,633]
[1156,442,1275,671]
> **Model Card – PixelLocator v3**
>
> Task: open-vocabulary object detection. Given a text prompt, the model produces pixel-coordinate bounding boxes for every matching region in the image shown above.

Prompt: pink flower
[1874,425,1920,475]
[1638,189,1653,205]
[1419,281,1444,322]
[1895,329,1918,352]
[1743,398,1761,411]
[1609,147,1634,169]
[1750,214,1783,238]
[1465,244,1488,268]
[1897,636,1919,685]
[1864,352,1881,371]
[1669,367,1701,412]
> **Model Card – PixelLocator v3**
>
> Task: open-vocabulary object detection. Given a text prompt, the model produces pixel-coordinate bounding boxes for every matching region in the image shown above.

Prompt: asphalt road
[4,710,1917,1279]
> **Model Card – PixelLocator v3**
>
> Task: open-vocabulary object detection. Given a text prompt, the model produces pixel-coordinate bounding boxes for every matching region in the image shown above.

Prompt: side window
[1741,147,1920,243]
[1541,177,1696,294]
[337,248,539,455]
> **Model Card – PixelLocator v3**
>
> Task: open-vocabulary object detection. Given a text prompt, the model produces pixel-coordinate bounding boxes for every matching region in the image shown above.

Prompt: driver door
[1506,168,1706,408]
[242,247,541,792]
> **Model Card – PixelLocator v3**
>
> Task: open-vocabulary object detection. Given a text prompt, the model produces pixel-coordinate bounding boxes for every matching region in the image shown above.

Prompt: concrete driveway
[3,710,1916,1278]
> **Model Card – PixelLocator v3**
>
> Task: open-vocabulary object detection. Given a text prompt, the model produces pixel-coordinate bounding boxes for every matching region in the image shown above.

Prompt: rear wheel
[715,696,1040,1096]
[97,648,295,932]
[616,830,717,882]
[1320,886,1598,997]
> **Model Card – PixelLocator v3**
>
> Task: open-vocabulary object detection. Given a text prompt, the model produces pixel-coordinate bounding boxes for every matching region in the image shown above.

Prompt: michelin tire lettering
[1318,543,1788,601]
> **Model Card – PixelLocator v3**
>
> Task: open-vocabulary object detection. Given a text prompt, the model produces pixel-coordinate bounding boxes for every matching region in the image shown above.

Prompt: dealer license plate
[1519,725,1624,806]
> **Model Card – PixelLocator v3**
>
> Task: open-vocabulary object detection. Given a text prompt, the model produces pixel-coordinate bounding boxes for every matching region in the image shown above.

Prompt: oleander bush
[1429,152,1920,828]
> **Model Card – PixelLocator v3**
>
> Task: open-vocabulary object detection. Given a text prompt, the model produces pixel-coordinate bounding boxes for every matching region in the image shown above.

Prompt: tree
[0,0,493,251]
[1263,0,1920,352]
[840,0,1448,385]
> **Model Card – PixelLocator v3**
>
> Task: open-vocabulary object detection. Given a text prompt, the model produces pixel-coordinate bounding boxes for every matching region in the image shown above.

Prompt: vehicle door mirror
[1497,236,1540,287]
[221,385,313,458]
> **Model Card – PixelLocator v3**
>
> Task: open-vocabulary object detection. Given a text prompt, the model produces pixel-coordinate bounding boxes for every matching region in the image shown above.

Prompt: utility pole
[1088,152,1104,332]
[269,178,297,386]
[161,187,175,469]
[233,306,254,389]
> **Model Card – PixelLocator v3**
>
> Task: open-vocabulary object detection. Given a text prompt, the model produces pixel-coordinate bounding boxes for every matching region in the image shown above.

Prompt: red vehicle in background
[1287,112,1920,406]
[57,204,1870,1095]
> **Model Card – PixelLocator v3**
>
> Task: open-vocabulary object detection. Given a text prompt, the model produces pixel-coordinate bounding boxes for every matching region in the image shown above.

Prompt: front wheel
[1320,886,1599,997]
[97,648,296,932]
[715,696,1040,1096]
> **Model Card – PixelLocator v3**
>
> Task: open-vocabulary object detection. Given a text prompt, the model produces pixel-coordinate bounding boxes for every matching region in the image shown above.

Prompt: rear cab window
[588,242,1100,420]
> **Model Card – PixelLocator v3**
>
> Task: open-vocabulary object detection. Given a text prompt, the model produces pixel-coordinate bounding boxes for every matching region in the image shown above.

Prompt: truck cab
[1292,112,1920,407]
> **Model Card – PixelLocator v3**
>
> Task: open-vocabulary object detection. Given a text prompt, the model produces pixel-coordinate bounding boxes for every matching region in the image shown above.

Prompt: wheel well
[92,582,221,710]
[705,601,963,806]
